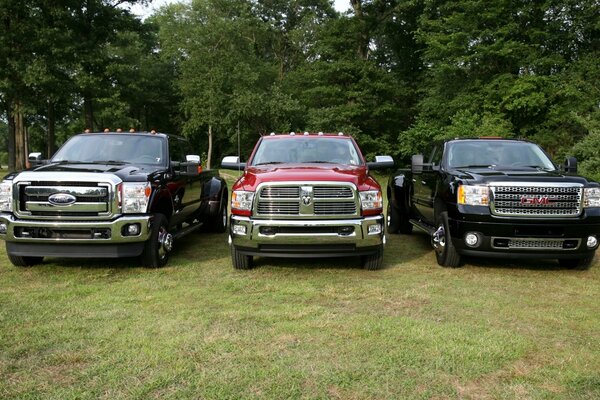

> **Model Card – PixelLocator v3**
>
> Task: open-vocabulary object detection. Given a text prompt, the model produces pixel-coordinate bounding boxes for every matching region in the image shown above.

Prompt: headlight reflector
[232,191,254,211]
[458,185,489,206]
[359,190,382,210]
[0,181,13,212]
[583,187,600,208]
[121,182,151,213]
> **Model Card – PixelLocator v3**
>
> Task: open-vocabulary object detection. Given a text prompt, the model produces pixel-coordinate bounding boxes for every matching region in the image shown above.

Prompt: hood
[234,163,380,191]
[453,167,593,185]
[19,162,162,182]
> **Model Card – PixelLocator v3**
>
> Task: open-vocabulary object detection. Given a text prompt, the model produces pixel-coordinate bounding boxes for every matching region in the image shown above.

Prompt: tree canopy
[1,0,598,172]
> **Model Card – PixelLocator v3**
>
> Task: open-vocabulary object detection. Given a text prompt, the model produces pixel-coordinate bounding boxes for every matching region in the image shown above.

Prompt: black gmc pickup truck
[387,138,600,269]
[0,131,228,268]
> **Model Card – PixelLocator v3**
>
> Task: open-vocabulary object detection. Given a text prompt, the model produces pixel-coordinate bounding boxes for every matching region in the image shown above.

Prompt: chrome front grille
[256,183,358,217]
[18,183,111,218]
[491,183,582,217]
[492,237,580,250]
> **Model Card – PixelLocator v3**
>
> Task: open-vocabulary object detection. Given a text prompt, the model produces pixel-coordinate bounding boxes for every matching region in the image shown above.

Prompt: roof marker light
[150,129,156,135]
[290,132,295,136]
[129,128,135,133]
[338,132,344,136]
[304,131,309,136]
[116,128,123,132]
[318,131,324,136]
[270,132,275,136]
[104,128,110,133]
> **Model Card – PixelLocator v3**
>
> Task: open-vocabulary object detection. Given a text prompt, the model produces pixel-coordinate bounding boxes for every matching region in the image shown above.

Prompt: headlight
[584,187,600,208]
[359,190,382,210]
[121,182,151,213]
[232,190,254,211]
[458,185,489,206]
[0,181,13,212]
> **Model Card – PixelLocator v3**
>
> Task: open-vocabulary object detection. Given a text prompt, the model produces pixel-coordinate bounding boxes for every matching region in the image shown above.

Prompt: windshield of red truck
[251,137,362,166]
[446,140,556,170]
[52,134,166,165]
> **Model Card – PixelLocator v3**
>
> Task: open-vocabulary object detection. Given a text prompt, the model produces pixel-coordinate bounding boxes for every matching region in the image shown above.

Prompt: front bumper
[447,217,600,259]
[229,214,385,258]
[0,213,152,258]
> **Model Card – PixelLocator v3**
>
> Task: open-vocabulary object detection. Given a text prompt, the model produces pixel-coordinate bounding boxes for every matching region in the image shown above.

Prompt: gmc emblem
[520,195,550,205]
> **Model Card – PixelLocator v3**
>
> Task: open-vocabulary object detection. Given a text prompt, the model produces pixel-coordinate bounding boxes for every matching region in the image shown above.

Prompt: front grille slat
[257,184,358,217]
[491,185,582,217]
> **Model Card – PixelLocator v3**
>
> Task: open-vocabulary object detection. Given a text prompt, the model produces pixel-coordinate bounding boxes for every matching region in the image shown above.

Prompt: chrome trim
[11,171,122,221]
[0,213,151,243]
[490,182,583,218]
[491,236,581,250]
[254,181,360,219]
[229,214,384,248]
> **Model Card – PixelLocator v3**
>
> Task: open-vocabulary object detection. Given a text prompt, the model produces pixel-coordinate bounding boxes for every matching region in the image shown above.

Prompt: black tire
[362,245,384,270]
[231,245,253,270]
[141,213,172,268]
[387,201,413,235]
[559,254,595,270]
[7,252,43,267]
[432,211,461,268]
[209,190,228,233]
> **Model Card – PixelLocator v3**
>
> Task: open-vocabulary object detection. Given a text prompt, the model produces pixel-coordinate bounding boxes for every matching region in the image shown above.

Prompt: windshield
[251,137,362,166]
[52,134,166,165]
[446,140,556,170]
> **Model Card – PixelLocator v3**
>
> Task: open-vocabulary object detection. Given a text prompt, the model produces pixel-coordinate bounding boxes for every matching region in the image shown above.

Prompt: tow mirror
[367,155,394,170]
[411,154,424,173]
[563,157,577,174]
[221,156,246,170]
[28,152,46,167]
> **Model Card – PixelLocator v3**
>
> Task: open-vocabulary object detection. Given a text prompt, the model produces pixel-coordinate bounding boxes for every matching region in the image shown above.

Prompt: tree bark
[13,100,27,170]
[7,103,16,172]
[350,0,370,60]
[207,124,213,169]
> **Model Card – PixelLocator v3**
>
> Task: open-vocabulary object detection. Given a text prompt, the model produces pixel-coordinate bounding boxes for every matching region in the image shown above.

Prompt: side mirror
[367,155,394,170]
[411,154,424,174]
[221,156,246,170]
[28,152,46,167]
[174,155,201,176]
[564,156,577,174]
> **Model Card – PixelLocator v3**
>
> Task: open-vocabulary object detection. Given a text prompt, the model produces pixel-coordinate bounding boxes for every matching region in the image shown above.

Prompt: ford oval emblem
[48,193,77,206]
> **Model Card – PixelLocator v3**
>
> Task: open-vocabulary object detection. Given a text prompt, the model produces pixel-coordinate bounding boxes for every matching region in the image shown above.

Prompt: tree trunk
[84,96,94,131]
[207,124,213,170]
[7,104,16,172]
[350,0,369,60]
[13,100,27,170]
[47,101,56,157]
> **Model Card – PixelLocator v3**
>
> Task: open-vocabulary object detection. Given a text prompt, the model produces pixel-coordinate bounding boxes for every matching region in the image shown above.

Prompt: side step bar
[172,221,204,240]
[410,219,435,235]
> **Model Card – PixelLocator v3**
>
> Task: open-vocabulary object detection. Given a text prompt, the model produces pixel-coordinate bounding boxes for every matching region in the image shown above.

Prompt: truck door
[413,145,441,223]
[168,137,202,226]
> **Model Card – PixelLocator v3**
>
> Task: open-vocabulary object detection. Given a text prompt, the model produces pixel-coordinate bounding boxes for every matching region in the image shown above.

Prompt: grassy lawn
[1,171,599,399]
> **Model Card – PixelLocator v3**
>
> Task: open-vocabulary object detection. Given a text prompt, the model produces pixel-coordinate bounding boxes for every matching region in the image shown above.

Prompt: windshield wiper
[303,160,334,164]
[92,160,130,165]
[454,164,493,169]
[254,161,285,166]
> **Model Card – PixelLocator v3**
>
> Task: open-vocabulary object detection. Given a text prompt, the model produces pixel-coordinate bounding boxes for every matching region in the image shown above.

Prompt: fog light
[587,235,598,249]
[368,224,382,235]
[127,224,140,236]
[233,224,247,235]
[465,232,479,247]
[0,223,6,234]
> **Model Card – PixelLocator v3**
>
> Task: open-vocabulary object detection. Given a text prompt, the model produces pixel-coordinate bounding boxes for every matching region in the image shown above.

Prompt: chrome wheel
[158,228,173,261]
[432,225,445,255]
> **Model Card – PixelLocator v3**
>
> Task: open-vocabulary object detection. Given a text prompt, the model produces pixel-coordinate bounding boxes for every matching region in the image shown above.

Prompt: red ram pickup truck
[221,132,394,270]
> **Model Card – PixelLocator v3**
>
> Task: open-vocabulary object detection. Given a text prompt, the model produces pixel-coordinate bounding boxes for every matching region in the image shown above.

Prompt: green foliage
[571,112,600,182]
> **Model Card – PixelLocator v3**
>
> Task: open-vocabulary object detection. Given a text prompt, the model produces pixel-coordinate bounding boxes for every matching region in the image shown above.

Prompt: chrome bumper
[229,214,385,251]
[0,213,152,244]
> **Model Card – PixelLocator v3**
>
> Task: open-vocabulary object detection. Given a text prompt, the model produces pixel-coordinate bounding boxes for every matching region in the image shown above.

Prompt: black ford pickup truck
[0,131,228,268]
[387,138,600,269]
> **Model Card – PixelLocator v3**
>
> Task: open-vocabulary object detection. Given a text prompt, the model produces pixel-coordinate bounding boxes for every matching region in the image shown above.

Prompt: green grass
[0,170,599,399]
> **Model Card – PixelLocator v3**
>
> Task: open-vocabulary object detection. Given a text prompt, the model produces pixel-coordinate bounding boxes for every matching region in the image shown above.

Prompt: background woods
[0,0,598,175]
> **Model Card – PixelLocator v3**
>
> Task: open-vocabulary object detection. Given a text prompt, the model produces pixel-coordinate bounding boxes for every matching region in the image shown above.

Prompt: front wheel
[231,245,253,270]
[141,214,172,268]
[7,251,43,267]
[362,245,384,270]
[559,254,595,270]
[432,212,461,268]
